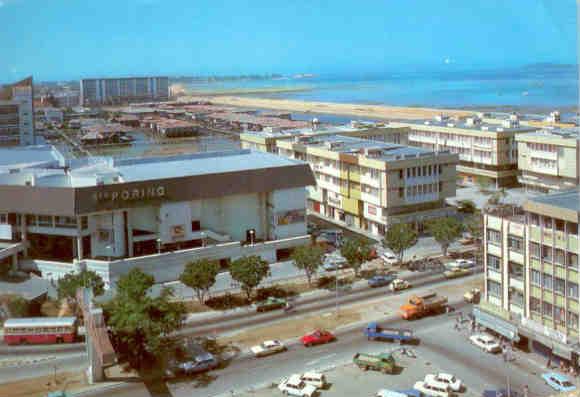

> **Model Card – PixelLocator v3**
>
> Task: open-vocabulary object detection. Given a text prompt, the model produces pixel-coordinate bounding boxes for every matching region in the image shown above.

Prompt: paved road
[0,352,87,383]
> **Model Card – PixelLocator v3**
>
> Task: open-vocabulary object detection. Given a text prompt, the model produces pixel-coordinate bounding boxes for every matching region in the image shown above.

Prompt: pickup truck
[399,292,448,320]
[363,322,415,344]
[353,352,397,374]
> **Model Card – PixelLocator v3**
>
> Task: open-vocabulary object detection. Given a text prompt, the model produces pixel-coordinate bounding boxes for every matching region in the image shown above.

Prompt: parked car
[255,297,287,312]
[541,372,577,392]
[251,340,287,357]
[164,342,219,378]
[381,252,398,265]
[323,253,348,271]
[300,329,335,347]
[413,381,452,397]
[278,374,317,397]
[464,288,481,304]
[425,373,463,392]
[482,389,521,397]
[368,274,396,288]
[376,391,409,397]
[445,259,475,270]
[469,334,501,353]
[389,278,411,292]
[443,268,471,279]
[353,352,397,374]
[300,372,327,389]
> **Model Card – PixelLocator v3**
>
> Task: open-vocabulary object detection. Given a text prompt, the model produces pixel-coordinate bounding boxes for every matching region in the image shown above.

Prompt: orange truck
[399,292,448,320]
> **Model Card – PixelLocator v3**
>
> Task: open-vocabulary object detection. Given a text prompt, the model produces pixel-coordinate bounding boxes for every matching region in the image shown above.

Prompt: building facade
[0,77,34,146]
[0,148,314,288]
[392,114,538,188]
[516,129,580,193]
[481,191,580,367]
[275,134,458,237]
[80,77,169,106]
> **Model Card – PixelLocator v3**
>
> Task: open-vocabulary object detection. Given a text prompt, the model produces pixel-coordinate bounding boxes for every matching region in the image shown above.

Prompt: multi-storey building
[240,121,409,154]
[0,77,34,146]
[275,134,458,237]
[391,114,538,188]
[481,191,580,365]
[80,77,169,106]
[516,128,580,193]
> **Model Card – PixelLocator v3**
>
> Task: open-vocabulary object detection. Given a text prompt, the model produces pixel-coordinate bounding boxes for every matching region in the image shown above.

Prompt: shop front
[473,306,520,342]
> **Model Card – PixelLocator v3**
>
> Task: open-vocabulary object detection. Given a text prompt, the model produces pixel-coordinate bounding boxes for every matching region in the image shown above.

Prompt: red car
[300,329,336,347]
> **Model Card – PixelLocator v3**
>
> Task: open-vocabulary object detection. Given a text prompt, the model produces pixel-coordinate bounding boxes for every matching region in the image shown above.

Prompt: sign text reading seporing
[93,186,166,202]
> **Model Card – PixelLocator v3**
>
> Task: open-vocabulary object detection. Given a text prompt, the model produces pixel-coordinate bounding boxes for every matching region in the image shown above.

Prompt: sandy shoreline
[183,95,474,120]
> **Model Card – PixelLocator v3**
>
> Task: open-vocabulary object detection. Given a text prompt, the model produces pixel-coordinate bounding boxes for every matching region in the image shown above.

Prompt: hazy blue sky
[0,0,577,82]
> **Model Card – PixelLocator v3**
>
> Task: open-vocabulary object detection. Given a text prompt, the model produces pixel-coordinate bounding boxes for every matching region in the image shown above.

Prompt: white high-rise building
[0,77,35,146]
[80,76,169,106]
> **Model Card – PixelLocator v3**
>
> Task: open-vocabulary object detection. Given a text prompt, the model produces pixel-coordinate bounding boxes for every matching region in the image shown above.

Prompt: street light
[156,238,162,254]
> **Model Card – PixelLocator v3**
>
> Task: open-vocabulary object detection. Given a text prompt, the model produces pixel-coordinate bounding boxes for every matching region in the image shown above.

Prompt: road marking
[306,353,336,366]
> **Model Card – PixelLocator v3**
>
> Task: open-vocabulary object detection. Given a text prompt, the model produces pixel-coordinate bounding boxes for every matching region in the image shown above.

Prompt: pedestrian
[522,385,529,397]
[547,356,552,369]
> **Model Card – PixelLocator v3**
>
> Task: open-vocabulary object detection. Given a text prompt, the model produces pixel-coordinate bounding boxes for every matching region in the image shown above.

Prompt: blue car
[368,274,395,288]
[541,372,577,392]
[482,390,521,397]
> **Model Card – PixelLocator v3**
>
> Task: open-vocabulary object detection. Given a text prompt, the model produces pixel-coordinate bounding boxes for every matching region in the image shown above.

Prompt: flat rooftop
[396,117,537,133]
[242,122,394,139]
[528,189,580,213]
[516,127,580,141]
[0,145,63,172]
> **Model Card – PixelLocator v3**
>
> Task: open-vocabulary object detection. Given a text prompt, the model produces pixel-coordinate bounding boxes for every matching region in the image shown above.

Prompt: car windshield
[562,381,574,387]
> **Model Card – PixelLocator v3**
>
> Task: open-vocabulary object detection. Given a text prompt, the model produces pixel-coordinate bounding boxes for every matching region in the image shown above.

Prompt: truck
[399,292,448,320]
[353,352,397,374]
[363,322,415,344]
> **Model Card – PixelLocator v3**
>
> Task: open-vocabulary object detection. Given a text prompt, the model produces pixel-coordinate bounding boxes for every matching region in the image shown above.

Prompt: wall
[89,211,125,258]
[201,193,263,241]
[159,202,193,243]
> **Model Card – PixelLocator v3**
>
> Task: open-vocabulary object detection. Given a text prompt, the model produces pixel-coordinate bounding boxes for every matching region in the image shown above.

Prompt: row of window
[405,183,440,198]
[530,158,557,170]
[530,270,579,299]
[4,326,73,334]
[528,214,578,234]
[405,165,442,179]
[529,242,579,267]
[0,214,88,229]
[527,142,557,153]
[530,297,579,328]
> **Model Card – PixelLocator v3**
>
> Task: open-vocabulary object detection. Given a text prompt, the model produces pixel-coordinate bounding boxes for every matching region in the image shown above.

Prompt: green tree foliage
[179,259,220,303]
[340,237,373,277]
[465,215,483,242]
[57,270,105,301]
[291,245,325,286]
[426,217,464,256]
[105,268,185,370]
[7,296,29,317]
[229,256,270,301]
[457,199,477,214]
[383,223,418,264]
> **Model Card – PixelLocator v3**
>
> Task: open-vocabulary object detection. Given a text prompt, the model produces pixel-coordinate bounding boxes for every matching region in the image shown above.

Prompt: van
[300,371,327,389]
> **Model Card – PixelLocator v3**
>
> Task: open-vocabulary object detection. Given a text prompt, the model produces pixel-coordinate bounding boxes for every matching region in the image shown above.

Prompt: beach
[183,95,474,120]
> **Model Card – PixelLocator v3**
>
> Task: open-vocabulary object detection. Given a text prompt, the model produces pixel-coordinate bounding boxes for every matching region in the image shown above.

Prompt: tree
[179,259,220,303]
[465,214,483,242]
[105,268,185,370]
[475,175,491,192]
[457,199,477,214]
[57,270,105,302]
[229,256,270,301]
[426,217,464,256]
[291,244,325,286]
[383,223,418,265]
[7,296,28,317]
[340,237,373,277]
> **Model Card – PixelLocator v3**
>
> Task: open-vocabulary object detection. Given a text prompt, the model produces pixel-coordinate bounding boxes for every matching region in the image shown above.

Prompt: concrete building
[516,128,580,193]
[240,121,409,154]
[391,114,538,188]
[35,107,64,125]
[481,191,580,367]
[80,77,169,106]
[0,77,35,146]
[276,134,458,237]
[0,147,314,288]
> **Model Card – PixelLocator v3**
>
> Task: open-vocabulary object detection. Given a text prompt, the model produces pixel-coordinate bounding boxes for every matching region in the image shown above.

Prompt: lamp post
[335,264,339,317]
[156,238,162,254]
[200,232,206,247]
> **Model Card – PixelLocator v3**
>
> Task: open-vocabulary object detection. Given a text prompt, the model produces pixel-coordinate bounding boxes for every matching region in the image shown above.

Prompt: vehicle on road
[278,374,317,397]
[463,288,481,304]
[390,278,411,292]
[250,340,287,357]
[443,268,471,279]
[381,252,398,265]
[322,253,348,271]
[300,329,335,347]
[400,292,448,320]
[541,372,577,392]
[368,274,396,288]
[445,259,476,270]
[353,352,397,374]
[364,322,415,344]
[3,317,77,345]
[413,381,452,397]
[300,372,327,389]
[469,333,501,353]
[482,389,521,397]
[255,297,287,312]
[376,391,411,397]
[317,229,344,247]
[425,373,463,392]
[164,341,218,378]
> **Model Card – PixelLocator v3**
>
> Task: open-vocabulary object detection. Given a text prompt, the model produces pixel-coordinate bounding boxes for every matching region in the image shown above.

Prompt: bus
[3,317,77,345]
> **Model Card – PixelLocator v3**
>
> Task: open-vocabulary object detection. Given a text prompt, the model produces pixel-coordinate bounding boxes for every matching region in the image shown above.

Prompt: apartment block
[0,77,34,146]
[516,128,580,193]
[276,134,458,237]
[481,190,580,366]
[80,76,169,106]
[391,114,538,188]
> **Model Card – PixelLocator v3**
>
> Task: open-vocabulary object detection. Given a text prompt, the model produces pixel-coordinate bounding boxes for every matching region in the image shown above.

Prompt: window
[542,301,553,317]
[554,249,565,265]
[487,280,502,298]
[554,278,566,295]
[529,214,539,226]
[568,282,579,300]
[487,229,501,245]
[542,274,553,290]
[568,222,578,234]
[507,236,523,252]
[487,254,501,271]
[567,311,579,328]
[568,253,578,268]
[555,219,565,232]
[38,215,52,227]
[541,245,552,262]
[531,269,541,285]
[509,289,524,307]
[508,262,523,280]
[530,297,541,313]
[554,306,566,326]
[542,216,552,229]
[529,242,540,258]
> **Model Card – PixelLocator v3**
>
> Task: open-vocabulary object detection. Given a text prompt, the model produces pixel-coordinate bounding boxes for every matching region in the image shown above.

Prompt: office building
[0,77,34,146]
[275,134,458,237]
[391,114,538,188]
[481,190,580,366]
[516,128,580,193]
[80,77,169,106]
[0,147,314,288]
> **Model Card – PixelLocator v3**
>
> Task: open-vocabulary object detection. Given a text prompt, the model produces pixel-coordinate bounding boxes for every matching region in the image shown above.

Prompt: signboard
[521,317,567,345]
[277,209,306,226]
[93,186,166,202]
[474,306,519,342]
[171,225,185,239]
[367,205,377,216]
[0,224,12,240]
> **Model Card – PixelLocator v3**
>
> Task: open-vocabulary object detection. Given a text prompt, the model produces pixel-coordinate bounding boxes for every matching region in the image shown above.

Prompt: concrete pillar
[76,217,84,260]
[20,214,28,257]
[11,254,18,272]
[126,210,134,257]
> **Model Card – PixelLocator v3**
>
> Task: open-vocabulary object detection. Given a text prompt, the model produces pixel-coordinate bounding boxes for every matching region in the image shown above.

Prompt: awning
[474,307,520,342]
[519,326,573,360]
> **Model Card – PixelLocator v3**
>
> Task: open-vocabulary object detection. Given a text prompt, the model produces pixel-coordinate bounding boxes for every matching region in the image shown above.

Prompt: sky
[0,0,577,82]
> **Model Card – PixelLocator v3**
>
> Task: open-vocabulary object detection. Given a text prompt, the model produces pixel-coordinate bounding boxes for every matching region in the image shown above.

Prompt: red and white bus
[3,317,77,345]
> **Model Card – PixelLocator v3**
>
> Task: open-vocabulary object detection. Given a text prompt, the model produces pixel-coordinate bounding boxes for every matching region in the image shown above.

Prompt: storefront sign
[367,205,377,216]
[93,186,166,202]
[328,196,341,206]
[521,317,567,345]
[474,307,519,342]
[277,209,306,226]
[171,225,185,239]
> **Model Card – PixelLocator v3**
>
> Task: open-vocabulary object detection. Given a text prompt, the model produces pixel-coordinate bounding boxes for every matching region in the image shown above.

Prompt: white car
[445,259,475,270]
[381,252,398,265]
[251,340,287,357]
[323,253,348,271]
[279,374,317,397]
[469,333,501,353]
[414,381,452,397]
[300,371,327,389]
[425,373,463,392]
